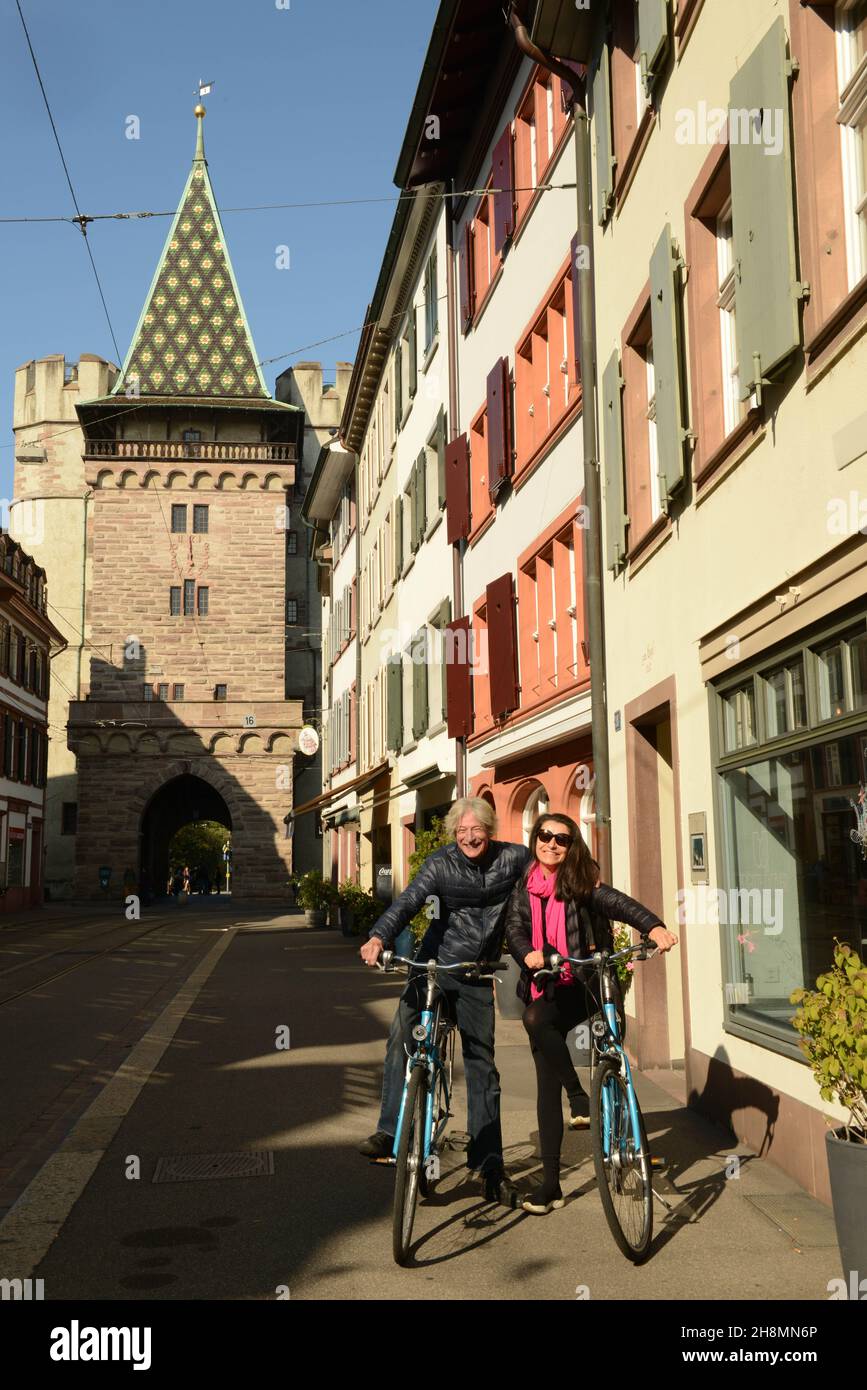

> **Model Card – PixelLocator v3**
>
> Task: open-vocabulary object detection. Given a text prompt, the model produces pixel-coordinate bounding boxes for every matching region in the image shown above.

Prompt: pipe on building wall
[508,6,611,880]
[444,178,467,799]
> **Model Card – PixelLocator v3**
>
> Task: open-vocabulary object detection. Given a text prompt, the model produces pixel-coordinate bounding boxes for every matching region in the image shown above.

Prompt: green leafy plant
[612,924,636,997]
[790,940,867,1143]
[294,869,337,912]
[408,815,450,942]
[337,879,383,934]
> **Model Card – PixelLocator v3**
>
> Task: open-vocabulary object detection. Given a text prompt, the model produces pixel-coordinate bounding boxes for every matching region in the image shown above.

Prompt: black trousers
[522,984,593,1162]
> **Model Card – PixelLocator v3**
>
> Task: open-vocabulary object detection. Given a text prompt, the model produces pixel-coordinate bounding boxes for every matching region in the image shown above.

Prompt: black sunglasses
[536,828,573,848]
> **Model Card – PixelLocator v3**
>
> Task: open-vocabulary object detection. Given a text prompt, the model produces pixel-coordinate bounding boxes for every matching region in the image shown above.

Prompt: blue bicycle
[379,951,505,1265]
[538,939,657,1262]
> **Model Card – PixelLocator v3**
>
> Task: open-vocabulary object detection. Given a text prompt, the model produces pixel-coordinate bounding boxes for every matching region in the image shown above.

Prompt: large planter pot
[495,956,526,1021]
[304,908,327,929]
[826,1127,867,1279]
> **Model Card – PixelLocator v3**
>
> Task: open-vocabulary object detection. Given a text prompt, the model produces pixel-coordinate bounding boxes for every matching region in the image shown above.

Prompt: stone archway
[139,772,233,894]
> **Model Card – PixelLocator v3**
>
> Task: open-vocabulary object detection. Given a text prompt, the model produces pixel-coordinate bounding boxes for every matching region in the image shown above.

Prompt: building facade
[590,0,867,1199]
[0,535,63,910]
[276,362,352,875]
[309,0,867,1202]
[12,353,118,898]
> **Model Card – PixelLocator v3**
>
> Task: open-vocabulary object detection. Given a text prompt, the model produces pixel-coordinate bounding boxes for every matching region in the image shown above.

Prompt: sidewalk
[22,922,840,1300]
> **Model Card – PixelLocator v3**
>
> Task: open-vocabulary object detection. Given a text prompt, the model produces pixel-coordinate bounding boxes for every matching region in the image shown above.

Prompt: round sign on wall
[298,725,320,756]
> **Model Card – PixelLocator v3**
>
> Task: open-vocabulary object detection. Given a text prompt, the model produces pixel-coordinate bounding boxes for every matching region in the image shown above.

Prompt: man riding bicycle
[360,797,530,1207]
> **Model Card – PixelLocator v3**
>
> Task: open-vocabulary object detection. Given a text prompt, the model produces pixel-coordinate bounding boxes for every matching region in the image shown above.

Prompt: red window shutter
[492,125,515,255]
[349,683,357,763]
[459,224,475,331]
[445,616,473,738]
[445,433,470,543]
[486,572,518,717]
[486,357,512,498]
[570,232,583,384]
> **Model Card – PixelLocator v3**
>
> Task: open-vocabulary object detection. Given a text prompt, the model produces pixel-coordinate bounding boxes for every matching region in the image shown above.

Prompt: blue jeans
[376,974,504,1176]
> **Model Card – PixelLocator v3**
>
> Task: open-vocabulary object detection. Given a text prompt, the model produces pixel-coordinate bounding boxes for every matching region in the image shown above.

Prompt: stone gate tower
[58,107,304,898]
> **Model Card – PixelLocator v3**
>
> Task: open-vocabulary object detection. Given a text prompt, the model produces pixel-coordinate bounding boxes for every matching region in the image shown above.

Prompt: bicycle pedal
[369,1156,396,1166]
[447,1130,470,1151]
[649,1155,665,1169]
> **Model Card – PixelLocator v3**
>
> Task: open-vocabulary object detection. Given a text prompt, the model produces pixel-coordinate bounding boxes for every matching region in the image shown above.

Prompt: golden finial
[194,103,206,118]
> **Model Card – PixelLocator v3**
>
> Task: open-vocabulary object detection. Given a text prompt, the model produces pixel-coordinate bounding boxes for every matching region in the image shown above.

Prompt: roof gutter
[509,2,611,881]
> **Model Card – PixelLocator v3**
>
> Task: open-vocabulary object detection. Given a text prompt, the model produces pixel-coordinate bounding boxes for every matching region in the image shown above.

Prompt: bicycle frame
[547,943,653,1164]
[392,976,453,1164]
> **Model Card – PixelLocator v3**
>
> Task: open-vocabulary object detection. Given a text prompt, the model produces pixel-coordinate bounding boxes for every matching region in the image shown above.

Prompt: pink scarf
[527,862,573,1001]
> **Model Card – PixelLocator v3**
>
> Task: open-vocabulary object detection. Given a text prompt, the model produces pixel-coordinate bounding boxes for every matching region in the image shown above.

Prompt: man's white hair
[444,797,497,840]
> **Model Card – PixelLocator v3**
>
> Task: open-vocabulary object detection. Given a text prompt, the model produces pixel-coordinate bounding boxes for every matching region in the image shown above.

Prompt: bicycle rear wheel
[392,1065,427,1265]
[590,1056,653,1262]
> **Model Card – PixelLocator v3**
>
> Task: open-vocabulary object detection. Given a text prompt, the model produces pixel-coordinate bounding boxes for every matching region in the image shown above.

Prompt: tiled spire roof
[113,107,270,400]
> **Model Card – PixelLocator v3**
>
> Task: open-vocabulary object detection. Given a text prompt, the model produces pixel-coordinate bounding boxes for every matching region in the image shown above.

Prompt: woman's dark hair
[526,812,599,902]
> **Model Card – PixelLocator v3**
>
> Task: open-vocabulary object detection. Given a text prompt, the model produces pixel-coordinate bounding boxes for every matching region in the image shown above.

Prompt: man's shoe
[358,1130,394,1160]
[522,1183,565,1215]
[483,1169,519,1208]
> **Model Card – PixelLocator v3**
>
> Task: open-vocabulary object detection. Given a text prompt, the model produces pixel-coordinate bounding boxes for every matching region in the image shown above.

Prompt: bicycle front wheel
[392,1065,427,1265]
[590,1057,653,1262]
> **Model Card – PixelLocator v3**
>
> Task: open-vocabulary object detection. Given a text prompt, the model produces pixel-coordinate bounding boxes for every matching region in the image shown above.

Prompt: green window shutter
[417,450,427,537]
[386,655,403,752]
[435,598,451,713]
[408,310,417,398]
[649,222,687,510]
[729,16,802,400]
[638,0,670,98]
[409,462,420,552]
[602,351,628,574]
[393,497,403,579]
[436,407,447,507]
[591,42,615,225]
[412,630,429,740]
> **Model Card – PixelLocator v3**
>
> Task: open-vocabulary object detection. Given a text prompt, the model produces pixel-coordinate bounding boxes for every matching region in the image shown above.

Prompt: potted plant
[294,869,336,929]
[337,880,381,937]
[791,940,867,1279]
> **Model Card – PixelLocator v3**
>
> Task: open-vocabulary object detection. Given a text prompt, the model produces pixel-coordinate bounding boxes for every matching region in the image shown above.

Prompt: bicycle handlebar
[377,952,508,980]
[534,940,658,981]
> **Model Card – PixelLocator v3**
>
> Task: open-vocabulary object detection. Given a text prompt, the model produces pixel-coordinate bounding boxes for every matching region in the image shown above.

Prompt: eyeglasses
[456,828,487,840]
[536,828,573,848]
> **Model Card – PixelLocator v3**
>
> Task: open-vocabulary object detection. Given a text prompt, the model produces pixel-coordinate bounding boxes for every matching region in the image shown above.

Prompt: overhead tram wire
[14,0,121,364]
[0,181,578,226]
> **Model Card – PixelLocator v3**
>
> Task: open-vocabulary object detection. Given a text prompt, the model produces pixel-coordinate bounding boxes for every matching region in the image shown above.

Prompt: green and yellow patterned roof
[113,109,270,400]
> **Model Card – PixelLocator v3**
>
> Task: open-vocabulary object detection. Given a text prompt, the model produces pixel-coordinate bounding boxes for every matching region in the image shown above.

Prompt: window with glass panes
[170,587,181,616]
[183,580,195,616]
[835,0,867,289]
[193,505,209,534]
[197,587,209,617]
[713,608,867,1050]
[171,505,187,533]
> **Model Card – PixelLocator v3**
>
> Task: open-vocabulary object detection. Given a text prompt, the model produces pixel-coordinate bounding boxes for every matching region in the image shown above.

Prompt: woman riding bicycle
[503,813,678,1215]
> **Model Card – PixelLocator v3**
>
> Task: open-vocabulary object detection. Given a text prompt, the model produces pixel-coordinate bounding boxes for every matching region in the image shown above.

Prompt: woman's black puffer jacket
[371,840,532,966]
[504,877,662,1004]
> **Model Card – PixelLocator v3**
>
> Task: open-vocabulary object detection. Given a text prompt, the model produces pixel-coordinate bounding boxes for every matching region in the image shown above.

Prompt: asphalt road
[0,905,843,1300]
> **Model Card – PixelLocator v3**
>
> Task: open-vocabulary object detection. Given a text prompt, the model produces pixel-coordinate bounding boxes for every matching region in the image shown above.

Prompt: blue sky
[0,0,439,494]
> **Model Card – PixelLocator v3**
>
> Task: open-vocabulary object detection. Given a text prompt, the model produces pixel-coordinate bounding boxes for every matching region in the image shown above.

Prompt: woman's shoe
[522,1182,565,1215]
[569,1093,591,1129]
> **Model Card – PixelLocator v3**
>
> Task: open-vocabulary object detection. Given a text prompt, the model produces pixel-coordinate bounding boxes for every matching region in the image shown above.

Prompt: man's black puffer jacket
[371,840,532,966]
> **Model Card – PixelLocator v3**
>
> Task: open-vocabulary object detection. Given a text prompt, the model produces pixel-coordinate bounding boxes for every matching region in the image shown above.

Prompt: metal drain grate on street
[152,1151,275,1184]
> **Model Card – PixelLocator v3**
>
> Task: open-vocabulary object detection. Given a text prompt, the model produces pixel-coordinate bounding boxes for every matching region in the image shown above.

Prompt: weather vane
[194,78,214,97]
